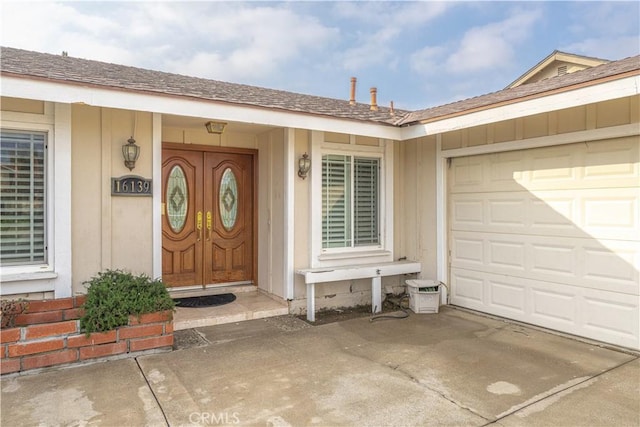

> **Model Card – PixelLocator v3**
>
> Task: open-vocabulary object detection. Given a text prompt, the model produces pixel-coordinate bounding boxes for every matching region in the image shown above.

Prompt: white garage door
[448,137,640,350]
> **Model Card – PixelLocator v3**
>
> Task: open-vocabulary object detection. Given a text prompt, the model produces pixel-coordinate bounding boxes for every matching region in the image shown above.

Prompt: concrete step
[172,291,289,331]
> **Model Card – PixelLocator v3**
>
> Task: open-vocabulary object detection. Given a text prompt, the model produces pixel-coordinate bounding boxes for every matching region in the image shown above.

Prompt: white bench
[296,260,421,322]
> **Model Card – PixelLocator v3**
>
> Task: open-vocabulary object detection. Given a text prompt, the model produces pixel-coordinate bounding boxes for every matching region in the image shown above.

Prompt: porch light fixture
[122,137,140,171]
[298,152,311,179]
[205,121,227,134]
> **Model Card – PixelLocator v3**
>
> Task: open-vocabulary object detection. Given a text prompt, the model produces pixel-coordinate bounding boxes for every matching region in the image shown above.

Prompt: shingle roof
[2,46,638,129]
[400,54,640,125]
[0,47,407,126]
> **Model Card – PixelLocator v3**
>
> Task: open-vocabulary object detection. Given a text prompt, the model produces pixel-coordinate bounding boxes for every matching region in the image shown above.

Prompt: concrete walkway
[2,307,638,426]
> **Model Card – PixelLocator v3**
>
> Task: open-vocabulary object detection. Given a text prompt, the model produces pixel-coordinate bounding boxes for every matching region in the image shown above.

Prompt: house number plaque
[111,175,152,196]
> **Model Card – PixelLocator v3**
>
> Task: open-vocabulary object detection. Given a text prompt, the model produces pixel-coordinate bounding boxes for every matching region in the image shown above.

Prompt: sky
[1,1,639,111]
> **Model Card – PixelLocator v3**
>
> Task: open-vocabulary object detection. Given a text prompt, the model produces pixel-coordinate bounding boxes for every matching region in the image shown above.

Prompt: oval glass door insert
[219,168,238,231]
[167,165,188,233]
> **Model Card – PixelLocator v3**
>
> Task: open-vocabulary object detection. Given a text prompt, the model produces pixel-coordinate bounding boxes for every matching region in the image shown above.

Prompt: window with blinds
[0,130,47,266]
[322,154,379,249]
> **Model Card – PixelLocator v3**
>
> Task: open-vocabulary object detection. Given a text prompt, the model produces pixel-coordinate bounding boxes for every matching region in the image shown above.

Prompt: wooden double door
[162,145,255,287]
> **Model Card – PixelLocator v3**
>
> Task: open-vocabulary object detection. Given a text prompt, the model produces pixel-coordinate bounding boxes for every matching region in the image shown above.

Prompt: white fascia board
[400,75,640,140]
[1,76,402,140]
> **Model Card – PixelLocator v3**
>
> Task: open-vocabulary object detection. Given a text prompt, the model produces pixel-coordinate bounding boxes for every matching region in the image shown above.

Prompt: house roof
[506,50,610,89]
[1,46,639,130]
[400,54,640,126]
[0,47,406,126]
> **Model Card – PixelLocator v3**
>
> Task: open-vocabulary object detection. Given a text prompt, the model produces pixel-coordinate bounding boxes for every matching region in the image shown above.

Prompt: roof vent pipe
[349,77,357,105]
[370,87,378,111]
[390,101,395,116]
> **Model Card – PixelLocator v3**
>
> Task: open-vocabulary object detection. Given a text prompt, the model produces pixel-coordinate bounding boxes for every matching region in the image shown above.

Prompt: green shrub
[80,270,175,334]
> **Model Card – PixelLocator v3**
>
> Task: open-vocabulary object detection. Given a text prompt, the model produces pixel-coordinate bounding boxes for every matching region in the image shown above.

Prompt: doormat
[174,293,236,308]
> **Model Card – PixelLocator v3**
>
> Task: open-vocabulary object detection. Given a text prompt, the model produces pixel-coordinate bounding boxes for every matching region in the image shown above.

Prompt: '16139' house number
[111,175,152,196]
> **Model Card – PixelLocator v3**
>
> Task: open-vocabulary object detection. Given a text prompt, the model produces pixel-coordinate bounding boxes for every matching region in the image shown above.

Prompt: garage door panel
[453,238,484,264]
[450,188,639,241]
[449,138,640,350]
[584,136,639,180]
[450,138,639,194]
[530,152,575,182]
[583,195,638,232]
[530,243,575,276]
[453,272,484,304]
[452,198,484,225]
[452,230,638,295]
[451,269,640,349]
[583,244,639,284]
[488,199,527,227]
[488,240,526,270]
[489,280,526,314]
[583,292,639,341]
[530,287,577,324]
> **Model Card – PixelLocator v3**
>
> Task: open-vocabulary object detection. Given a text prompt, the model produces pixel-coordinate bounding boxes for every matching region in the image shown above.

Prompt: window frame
[310,133,394,268]
[0,102,70,298]
[0,129,48,267]
[321,153,382,252]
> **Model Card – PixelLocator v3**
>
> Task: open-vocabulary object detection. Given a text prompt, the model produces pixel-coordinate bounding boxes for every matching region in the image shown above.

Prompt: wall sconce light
[122,137,140,171]
[298,152,311,179]
[205,121,227,134]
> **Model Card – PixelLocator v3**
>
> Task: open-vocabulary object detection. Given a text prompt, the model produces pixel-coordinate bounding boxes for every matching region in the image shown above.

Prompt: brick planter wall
[1,297,173,375]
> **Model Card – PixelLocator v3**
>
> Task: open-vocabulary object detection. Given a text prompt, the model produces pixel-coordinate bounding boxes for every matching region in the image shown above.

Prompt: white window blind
[322,154,351,248]
[354,157,379,246]
[0,130,47,266]
[322,154,379,249]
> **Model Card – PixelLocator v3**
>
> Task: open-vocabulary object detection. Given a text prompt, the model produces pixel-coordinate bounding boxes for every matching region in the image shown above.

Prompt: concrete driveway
[2,307,638,426]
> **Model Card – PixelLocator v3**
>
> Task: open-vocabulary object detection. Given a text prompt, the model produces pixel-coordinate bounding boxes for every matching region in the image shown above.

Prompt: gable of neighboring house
[506,50,610,89]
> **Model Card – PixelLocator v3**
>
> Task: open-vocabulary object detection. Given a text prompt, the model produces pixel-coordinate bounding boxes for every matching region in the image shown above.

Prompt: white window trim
[310,131,394,268]
[0,104,72,297]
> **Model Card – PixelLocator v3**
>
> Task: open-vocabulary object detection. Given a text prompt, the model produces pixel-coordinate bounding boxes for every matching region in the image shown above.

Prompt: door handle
[206,211,212,240]
[196,211,203,241]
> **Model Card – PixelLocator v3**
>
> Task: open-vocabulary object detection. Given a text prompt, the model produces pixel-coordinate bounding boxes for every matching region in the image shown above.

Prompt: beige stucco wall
[441,96,639,150]
[71,106,154,294]
[395,135,438,279]
[257,128,287,297]
[1,96,45,114]
[404,95,640,295]
[289,131,412,314]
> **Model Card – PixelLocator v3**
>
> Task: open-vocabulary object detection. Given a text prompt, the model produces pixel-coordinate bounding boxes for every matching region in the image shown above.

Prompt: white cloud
[333,1,450,71]
[562,36,640,61]
[410,45,447,74]
[562,2,639,60]
[446,8,543,73]
[1,2,339,82]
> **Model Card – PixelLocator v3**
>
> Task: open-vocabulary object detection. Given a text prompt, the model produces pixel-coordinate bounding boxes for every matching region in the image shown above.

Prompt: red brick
[73,295,87,307]
[129,334,173,352]
[1,345,6,359]
[165,322,174,335]
[119,324,163,340]
[14,311,63,326]
[26,321,77,340]
[1,359,21,375]
[63,308,85,320]
[22,349,78,370]
[68,330,117,348]
[128,311,173,325]
[8,339,64,357]
[0,328,21,344]
[79,342,127,360]
[26,298,74,313]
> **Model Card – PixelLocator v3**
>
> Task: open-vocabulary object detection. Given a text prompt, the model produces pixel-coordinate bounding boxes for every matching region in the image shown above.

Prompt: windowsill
[0,271,58,283]
[318,249,392,261]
